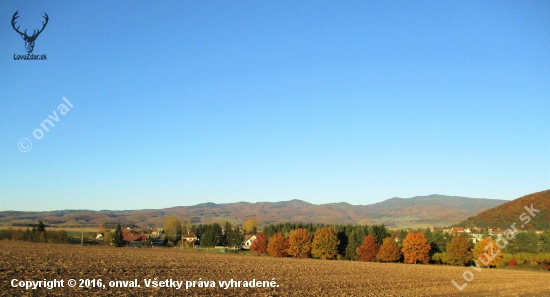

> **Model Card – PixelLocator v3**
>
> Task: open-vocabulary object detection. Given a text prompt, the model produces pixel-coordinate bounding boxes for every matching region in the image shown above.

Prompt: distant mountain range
[0,195,507,229]
[456,189,550,230]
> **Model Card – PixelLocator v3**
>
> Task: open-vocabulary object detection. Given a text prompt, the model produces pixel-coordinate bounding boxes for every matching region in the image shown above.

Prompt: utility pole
[81,230,83,245]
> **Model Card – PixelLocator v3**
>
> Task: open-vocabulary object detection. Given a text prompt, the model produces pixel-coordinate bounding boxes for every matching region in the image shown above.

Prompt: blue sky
[0,1,548,211]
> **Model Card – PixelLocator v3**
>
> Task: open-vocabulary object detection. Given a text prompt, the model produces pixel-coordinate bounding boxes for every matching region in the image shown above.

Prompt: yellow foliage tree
[377,237,402,262]
[401,232,431,264]
[163,217,182,242]
[472,237,503,267]
[311,227,340,260]
[287,228,312,258]
[243,218,257,234]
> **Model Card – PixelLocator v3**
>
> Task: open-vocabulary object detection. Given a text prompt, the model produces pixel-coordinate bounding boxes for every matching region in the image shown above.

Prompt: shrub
[432,252,447,264]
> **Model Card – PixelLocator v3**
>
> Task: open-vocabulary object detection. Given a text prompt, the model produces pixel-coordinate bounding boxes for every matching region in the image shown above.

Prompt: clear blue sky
[1,1,548,211]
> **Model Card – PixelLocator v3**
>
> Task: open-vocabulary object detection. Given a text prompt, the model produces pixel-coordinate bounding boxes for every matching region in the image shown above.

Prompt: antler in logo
[11,11,49,53]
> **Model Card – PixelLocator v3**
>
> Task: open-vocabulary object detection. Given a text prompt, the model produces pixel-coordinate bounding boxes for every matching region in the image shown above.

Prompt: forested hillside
[0,195,506,228]
[457,190,550,230]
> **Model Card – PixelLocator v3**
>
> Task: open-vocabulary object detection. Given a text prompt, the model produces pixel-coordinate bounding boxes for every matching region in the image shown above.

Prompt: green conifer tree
[113,224,124,247]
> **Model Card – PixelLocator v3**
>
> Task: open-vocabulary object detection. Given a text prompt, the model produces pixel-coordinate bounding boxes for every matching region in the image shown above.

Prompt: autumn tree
[243,218,258,234]
[103,230,113,245]
[311,226,340,260]
[472,237,503,267]
[287,228,312,258]
[11,228,24,241]
[401,232,431,264]
[445,235,472,266]
[164,217,182,242]
[251,233,268,256]
[180,218,191,235]
[357,235,379,262]
[377,237,402,262]
[268,233,289,257]
[98,223,105,234]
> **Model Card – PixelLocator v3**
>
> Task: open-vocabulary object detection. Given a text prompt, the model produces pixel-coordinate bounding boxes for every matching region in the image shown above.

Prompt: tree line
[250,225,430,263]
[2,218,550,270]
[0,221,69,244]
[248,223,550,270]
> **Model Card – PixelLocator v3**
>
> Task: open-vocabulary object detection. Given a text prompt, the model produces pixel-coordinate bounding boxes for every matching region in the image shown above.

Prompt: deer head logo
[11,11,49,53]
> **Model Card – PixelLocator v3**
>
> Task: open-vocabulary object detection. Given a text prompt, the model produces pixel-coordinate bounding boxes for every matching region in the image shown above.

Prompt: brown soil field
[1,241,549,296]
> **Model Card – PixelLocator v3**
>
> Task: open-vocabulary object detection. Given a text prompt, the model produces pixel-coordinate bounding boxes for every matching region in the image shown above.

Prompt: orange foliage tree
[251,233,268,256]
[445,235,472,266]
[267,233,289,257]
[472,237,503,267]
[97,223,105,234]
[311,226,340,260]
[357,235,379,262]
[287,228,312,258]
[401,232,431,264]
[377,237,402,262]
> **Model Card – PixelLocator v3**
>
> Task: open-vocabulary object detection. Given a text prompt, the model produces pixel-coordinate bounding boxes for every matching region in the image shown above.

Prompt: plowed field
[1,241,549,296]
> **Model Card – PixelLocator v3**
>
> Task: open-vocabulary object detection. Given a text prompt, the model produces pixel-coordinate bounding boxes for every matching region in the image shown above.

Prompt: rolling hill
[456,189,550,230]
[0,194,507,229]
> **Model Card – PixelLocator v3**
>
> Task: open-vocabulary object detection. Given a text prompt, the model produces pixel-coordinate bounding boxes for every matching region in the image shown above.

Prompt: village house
[488,228,504,235]
[181,231,198,242]
[151,228,163,235]
[470,233,483,244]
[450,227,464,233]
[242,235,256,249]
[122,228,145,247]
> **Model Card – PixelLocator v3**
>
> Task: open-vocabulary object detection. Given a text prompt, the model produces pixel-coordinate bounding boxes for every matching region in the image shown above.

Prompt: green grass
[66,231,95,237]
